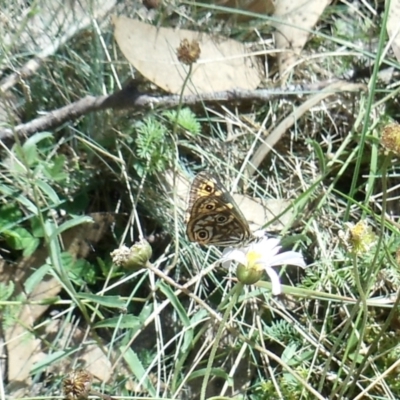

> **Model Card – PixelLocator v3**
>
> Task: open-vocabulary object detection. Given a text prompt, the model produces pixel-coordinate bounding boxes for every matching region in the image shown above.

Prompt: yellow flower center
[246,250,263,271]
[237,249,265,285]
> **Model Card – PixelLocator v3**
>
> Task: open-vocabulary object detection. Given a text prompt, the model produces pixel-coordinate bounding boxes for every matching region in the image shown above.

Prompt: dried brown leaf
[273,0,331,76]
[387,0,400,62]
[233,194,293,231]
[44,320,112,383]
[208,0,275,21]
[113,16,262,95]
[1,213,116,387]
[3,245,61,386]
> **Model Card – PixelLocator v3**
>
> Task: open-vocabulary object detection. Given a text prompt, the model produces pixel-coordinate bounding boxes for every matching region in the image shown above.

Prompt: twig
[0,79,365,142]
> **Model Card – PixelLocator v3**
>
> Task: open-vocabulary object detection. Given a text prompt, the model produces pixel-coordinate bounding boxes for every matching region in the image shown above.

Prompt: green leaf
[138,303,153,321]
[0,281,15,300]
[159,281,192,353]
[0,204,23,226]
[307,139,326,174]
[49,215,93,241]
[187,368,232,384]
[36,296,60,305]
[163,108,201,135]
[78,293,126,308]
[24,264,51,294]
[98,257,122,279]
[94,315,143,329]
[23,131,53,148]
[44,155,67,182]
[16,142,39,167]
[122,347,156,396]
[30,216,45,238]
[35,180,61,206]
[191,308,209,325]
[3,226,39,256]
[31,348,77,375]
[348,351,365,364]
[282,343,301,366]
[63,255,96,285]
[22,236,40,257]
[0,184,38,216]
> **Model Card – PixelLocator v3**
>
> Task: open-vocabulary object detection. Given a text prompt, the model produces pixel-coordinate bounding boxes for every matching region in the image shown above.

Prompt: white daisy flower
[220,237,307,295]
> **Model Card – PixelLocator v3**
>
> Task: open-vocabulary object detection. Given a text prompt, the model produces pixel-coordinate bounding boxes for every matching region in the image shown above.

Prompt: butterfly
[185,171,253,246]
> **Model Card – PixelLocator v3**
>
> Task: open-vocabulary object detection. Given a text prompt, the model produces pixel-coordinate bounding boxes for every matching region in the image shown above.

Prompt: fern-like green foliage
[263,319,300,344]
[0,283,22,329]
[134,117,173,176]
[252,365,310,399]
[163,107,201,135]
[133,109,201,176]
[0,281,14,302]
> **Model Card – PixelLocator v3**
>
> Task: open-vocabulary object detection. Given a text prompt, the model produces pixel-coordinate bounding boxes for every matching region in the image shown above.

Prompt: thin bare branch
[0,79,365,142]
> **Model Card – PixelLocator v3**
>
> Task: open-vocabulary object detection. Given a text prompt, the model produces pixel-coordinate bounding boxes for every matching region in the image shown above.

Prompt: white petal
[264,266,282,295]
[222,247,234,256]
[252,237,281,255]
[270,251,306,268]
[253,230,267,238]
[220,248,247,266]
[264,244,281,259]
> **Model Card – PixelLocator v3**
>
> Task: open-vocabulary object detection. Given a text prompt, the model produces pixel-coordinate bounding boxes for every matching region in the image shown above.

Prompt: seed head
[381,123,400,155]
[176,39,201,65]
[63,369,93,400]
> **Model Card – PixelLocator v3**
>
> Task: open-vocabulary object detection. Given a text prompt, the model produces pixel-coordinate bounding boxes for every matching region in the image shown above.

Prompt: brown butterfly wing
[185,172,252,246]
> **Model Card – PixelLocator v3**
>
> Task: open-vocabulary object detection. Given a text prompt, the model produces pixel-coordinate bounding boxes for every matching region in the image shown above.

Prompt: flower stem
[199,282,244,400]
[345,153,392,398]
